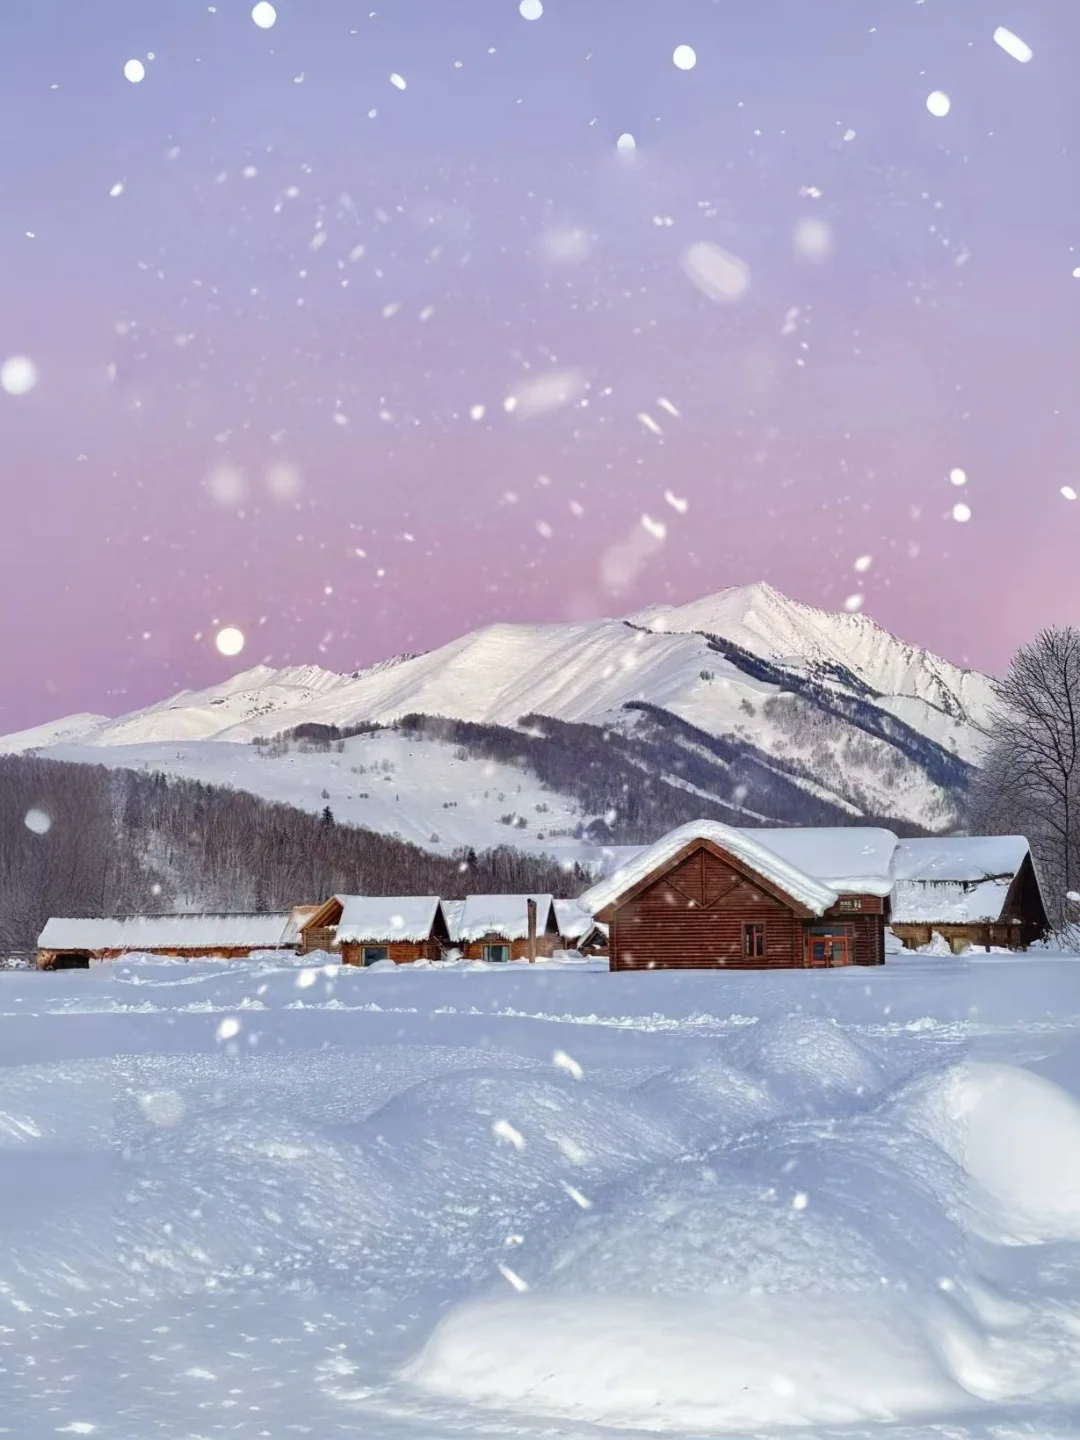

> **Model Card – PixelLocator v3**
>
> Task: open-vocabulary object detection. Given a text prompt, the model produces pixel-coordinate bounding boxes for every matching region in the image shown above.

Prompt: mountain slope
[0,584,990,836]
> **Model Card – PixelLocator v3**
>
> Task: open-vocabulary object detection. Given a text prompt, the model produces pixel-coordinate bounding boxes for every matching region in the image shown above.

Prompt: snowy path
[1,954,1079,1438]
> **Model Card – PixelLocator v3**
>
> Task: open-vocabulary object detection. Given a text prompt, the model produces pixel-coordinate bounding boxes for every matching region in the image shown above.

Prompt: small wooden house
[448,894,560,962]
[36,912,301,970]
[553,899,608,955]
[889,836,1048,952]
[579,821,894,971]
[299,894,450,965]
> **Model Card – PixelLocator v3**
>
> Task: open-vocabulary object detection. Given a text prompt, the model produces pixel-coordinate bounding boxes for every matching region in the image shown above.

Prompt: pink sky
[3,0,1079,730]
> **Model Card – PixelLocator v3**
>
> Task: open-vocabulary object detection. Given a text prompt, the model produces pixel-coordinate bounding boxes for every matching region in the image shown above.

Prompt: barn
[448,894,561,962]
[298,894,450,965]
[36,912,302,970]
[890,836,1048,952]
[579,821,894,971]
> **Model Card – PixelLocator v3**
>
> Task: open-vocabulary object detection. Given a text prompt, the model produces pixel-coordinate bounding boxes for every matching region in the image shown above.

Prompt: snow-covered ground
[35,728,596,860]
[2,950,1079,1438]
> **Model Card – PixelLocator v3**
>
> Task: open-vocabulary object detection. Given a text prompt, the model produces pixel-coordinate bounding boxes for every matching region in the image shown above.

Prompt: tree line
[0,756,587,956]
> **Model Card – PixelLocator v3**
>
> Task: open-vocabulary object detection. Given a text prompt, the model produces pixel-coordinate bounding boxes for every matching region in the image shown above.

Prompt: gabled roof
[578,821,839,918]
[450,894,556,943]
[37,913,293,952]
[334,896,444,944]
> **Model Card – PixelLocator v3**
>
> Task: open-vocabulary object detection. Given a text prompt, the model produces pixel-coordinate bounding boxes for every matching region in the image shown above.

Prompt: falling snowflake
[672,44,697,71]
[926,91,951,118]
[24,809,51,835]
[123,59,146,84]
[681,242,751,302]
[1,356,39,395]
[993,26,1032,63]
[215,627,245,657]
[251,1,277,27]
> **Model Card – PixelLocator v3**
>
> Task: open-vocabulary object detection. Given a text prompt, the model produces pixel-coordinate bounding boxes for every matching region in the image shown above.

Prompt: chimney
[526,898,537,963]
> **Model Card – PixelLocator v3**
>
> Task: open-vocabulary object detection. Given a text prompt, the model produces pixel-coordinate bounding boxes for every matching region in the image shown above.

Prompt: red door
[805,930,851,967]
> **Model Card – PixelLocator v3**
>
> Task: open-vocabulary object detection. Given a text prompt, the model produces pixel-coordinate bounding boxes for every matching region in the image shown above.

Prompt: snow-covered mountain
[1,584,994,840]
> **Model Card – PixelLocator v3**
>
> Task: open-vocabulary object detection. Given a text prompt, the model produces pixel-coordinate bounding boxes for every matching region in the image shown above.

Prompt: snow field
[0,953,1078,1436]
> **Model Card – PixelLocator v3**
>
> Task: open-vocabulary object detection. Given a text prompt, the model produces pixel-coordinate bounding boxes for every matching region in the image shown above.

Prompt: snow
[451,893,554,942]
[893,878,1013,925]
[553,897,598,939]
[579,820,841,916]
[0,584,999,831]
[334,895,443,944]
[894,835,1031,882]
[23,728,592,862]
[748,825,897,895]
[36,913,294,952]
[2,950,1079,1438]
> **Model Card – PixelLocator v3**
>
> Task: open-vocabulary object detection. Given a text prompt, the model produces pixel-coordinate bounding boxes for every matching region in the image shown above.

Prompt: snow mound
[117,1110,401,1293]
[896,1061,1080,1243]
[725,1013,884,1104]
[640,1055,783,1140]
[405,1290,970,1431]
[365,1069,682,1196]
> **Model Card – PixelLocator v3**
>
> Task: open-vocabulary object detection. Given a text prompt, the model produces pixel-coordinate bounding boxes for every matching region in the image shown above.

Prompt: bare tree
[971,626,1080,927]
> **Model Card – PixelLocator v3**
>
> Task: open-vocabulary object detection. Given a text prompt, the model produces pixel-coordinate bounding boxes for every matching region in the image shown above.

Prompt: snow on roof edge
[579,820,839,918]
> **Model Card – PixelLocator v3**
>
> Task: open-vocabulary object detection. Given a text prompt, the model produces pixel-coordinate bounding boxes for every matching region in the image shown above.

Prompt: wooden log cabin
[579,821,896,971]
[889,836,1048,953]
[298,894,450,965]
[36,911,307,969]
[446,894,562,962]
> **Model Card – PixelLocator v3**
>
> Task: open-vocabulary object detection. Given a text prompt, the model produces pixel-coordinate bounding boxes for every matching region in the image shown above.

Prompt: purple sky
[2,0,1079,731]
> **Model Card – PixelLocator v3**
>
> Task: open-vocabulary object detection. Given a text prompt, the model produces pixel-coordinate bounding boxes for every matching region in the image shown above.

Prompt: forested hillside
[0,755,584,955]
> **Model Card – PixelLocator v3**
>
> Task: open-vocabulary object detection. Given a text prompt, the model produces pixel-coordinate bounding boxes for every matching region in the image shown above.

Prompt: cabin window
[483,944,510,964]
[362,946,389,966]
[743,923,766,958]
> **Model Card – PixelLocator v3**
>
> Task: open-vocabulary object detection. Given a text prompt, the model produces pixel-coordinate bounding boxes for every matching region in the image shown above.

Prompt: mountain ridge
[0,583,991,839]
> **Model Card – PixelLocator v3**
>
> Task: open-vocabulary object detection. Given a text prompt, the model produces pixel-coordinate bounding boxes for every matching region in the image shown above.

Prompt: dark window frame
[743,922,766,958]
[483,943,511,964]
[362,945,390,966]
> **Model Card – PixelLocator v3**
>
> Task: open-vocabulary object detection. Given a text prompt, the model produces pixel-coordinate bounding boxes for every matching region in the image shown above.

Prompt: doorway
[805,928,851,967]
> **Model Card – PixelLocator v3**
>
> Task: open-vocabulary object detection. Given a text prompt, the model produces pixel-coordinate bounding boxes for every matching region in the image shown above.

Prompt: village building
[890,836,1048,952]
[579,821,896,971]
[36,911,306,970]
[553,898,608,955]
[448,893,561,962]
[298,894,449,965]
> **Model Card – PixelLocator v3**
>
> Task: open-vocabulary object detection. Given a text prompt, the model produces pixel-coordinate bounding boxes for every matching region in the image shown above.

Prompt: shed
[36,913,297,970]
[579,820,889,971]
[448,894,560,963]
[890,836,1048,952]
[299,894,450,966]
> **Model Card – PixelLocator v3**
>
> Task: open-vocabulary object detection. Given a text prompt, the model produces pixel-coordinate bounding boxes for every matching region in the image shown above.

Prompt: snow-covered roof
[280,905,321,945]
[553,899,600,940]
[747,827,897,897]
[37,914,293,952]
[891,878,1013,925]
[892,836,1030,884]
[334,896,443,944]
[450,894,555,943]
[579,821,839,918]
